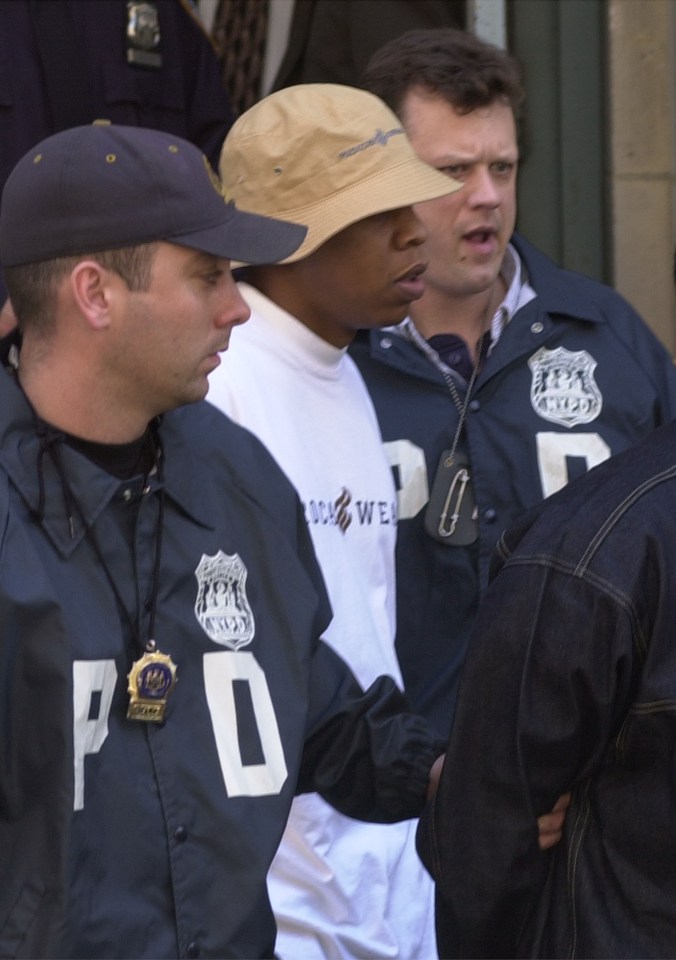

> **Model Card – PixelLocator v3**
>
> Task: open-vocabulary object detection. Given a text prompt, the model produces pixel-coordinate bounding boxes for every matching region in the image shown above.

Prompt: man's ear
[0,297,17,336]
[69,260,116,330]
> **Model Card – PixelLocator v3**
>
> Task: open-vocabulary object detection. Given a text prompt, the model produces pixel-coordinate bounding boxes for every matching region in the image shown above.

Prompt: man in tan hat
[207,83,461,959]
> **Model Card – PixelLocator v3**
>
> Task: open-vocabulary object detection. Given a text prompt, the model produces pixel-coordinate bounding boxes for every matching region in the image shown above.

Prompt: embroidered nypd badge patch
[528,346,602,428]
[194,551,255,649]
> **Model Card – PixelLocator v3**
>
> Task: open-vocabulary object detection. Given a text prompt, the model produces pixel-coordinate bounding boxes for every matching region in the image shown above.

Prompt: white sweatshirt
[207,284,435,960]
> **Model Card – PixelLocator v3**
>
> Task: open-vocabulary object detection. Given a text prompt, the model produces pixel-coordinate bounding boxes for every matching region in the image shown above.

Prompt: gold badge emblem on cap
[127,641,177,722]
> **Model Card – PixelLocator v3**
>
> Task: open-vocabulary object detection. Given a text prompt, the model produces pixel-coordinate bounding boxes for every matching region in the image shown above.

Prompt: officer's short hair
[5,244,157,335]
[363,28,525,121]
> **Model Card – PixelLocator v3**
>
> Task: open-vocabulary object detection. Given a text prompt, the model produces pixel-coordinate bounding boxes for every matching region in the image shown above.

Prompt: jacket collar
[0,355,212,558]
[510,233,602,323]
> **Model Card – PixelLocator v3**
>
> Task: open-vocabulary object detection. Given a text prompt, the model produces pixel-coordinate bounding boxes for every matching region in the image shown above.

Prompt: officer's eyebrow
[184,250,227,271]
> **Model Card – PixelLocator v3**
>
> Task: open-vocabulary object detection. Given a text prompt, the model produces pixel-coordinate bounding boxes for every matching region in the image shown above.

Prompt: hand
[537,792,571,850]
[426,753,445,802]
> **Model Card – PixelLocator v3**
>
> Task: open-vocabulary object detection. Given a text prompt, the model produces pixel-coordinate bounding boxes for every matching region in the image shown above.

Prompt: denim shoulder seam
[576,465,676,573]
[504,554,647,660]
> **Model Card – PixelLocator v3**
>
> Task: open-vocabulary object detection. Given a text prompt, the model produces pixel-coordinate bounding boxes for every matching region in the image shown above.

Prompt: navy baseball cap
[0,122,307,267]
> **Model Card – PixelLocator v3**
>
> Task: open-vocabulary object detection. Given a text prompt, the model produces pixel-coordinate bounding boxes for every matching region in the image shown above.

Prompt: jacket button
[484,508,497,522]
[186,942,199,958]
[380,336,392,349]
[174,825,188,842]
[468,399,481,412]
[531,321,544,334]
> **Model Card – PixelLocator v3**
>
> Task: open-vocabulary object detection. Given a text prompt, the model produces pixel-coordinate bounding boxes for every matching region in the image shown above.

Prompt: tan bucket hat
[219,83,462,264]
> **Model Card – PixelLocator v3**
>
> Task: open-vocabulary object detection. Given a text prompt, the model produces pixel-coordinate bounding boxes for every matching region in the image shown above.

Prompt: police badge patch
[528,346,603,428]
[194,551,255,649]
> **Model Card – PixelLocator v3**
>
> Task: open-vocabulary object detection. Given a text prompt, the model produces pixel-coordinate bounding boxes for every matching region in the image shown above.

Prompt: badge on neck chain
[127,642,177,722]
[424,450,479,546]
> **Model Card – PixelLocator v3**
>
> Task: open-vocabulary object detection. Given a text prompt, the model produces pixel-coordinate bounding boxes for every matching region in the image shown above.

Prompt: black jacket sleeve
[298,639,444,822]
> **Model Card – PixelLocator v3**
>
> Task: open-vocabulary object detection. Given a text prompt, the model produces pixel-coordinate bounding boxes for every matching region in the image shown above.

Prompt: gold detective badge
[127,647,177,722]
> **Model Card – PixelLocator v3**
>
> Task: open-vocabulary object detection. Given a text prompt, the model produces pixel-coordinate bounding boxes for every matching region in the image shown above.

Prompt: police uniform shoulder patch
[528,346,603,428]
[194,551,255,649]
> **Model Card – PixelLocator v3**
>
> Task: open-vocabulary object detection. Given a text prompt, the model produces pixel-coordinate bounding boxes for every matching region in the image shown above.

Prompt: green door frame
[509,0,608,283]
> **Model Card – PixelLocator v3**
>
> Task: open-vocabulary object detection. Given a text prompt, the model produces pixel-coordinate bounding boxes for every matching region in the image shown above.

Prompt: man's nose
[393,206,426,248]
[467,166,500,208]
[215,281,250,328]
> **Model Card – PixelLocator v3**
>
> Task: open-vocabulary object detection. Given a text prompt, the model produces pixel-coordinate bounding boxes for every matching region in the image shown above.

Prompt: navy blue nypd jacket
[0,346,440,959]
[350,235,676,737]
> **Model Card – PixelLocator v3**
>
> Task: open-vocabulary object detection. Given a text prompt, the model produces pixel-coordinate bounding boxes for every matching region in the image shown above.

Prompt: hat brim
[171,203,307,265]
[243,156,461,266]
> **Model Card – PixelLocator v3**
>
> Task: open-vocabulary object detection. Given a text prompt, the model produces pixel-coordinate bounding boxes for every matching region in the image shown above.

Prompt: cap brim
[171,204,307,265]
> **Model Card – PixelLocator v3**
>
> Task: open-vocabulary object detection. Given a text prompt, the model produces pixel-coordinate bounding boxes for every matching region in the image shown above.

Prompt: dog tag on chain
[424,450,478,546]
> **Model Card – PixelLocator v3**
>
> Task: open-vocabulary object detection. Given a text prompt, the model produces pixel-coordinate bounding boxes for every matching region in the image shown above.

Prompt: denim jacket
[418,419,676,958]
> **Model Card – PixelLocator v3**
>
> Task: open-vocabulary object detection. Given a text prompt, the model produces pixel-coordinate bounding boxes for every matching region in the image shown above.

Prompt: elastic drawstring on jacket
[33,422,77,539]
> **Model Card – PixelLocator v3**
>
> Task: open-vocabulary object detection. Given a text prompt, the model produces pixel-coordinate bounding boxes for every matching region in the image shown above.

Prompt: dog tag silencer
[424,450,479,546]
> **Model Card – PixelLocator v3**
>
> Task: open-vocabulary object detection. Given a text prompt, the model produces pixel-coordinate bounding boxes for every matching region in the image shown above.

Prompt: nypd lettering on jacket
[350,234,676,737]
[0,386,436,959]
[74,549,287,813]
